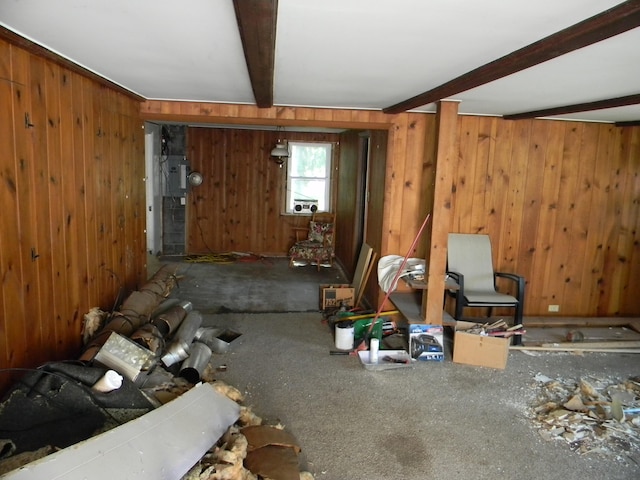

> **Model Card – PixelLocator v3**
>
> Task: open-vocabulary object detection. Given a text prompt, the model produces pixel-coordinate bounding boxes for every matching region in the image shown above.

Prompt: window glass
[286,142,332,214]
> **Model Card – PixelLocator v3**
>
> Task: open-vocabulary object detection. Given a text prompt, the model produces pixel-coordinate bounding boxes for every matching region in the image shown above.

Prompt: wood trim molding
[0,25,145,102]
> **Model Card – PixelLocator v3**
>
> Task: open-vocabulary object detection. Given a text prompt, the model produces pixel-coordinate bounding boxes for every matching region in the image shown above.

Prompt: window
[285,142,333,214]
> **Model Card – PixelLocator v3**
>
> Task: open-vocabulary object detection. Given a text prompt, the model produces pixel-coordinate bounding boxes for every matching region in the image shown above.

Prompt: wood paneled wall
[0,38,146,386]
[186,127,340,254]
[142,101,432,282]
[142,101,640,318]
[451,116,640,316]
[334,130,363,274]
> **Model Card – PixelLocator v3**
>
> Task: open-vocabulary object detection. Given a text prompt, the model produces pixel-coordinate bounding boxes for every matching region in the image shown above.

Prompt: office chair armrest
[495,272,525,300]
[446,271,464,292]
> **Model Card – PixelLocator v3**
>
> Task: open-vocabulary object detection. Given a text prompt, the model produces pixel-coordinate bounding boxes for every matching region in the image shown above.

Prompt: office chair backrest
[447,233,496,292]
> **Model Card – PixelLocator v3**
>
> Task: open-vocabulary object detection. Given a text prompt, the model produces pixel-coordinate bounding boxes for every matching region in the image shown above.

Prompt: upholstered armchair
[288,212,335,270]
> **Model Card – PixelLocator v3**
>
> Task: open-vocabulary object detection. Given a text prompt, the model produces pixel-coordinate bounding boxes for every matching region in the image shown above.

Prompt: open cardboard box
[319,284,355,309]
[320,244,375,310]
[452,321,510,369]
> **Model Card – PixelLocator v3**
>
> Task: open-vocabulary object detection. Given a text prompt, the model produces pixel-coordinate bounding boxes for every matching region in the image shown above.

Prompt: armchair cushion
[289,213,336,270]
[308,221,334,245]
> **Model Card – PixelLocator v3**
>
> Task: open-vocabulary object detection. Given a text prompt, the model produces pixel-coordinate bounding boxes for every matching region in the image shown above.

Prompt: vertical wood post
[423,101,459,323]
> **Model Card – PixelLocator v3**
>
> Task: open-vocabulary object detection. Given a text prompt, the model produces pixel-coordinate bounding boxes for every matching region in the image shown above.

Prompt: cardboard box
[407,324,444,361]
[319,284,355,309]
[453,330,510,369]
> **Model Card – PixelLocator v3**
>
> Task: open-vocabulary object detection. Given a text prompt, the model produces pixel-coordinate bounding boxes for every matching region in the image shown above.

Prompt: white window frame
[284,142,333,214]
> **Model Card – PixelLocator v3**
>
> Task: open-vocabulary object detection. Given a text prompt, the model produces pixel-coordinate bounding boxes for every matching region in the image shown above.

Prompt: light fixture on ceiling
[270,127,289,166]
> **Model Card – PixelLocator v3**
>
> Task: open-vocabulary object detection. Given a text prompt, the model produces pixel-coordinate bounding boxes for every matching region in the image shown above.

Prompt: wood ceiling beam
[615,120,640,127]
[383,1,640,114]
[503,93,640,120]
[233,0,277,108]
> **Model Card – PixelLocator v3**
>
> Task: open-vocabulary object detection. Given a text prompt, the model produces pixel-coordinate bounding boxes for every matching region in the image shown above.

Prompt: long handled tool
[357,213,432,352]
[332,310,399,323]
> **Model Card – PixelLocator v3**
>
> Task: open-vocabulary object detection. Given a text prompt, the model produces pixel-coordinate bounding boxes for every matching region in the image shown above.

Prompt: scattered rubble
[154,377,312,480]
[529,373,640,464]
[0,260,314,480]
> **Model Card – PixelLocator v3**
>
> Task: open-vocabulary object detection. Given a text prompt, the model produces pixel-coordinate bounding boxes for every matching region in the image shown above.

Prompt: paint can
[334,321,354,350]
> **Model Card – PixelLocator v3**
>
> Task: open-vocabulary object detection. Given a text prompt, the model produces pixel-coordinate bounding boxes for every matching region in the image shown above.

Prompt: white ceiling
[1,0,639,123]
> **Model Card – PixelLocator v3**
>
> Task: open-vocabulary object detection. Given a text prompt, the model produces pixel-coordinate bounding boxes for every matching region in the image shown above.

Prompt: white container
[369,338,380,363]
[357,350,412,371]
[334,322,354,350]
[92,370,124,393]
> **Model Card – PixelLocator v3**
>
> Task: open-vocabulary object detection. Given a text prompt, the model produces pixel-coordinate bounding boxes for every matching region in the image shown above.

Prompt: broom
[355,213,432,352]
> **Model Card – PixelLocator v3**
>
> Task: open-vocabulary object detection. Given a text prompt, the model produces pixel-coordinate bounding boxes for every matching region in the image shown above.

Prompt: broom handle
[365,213,432,339]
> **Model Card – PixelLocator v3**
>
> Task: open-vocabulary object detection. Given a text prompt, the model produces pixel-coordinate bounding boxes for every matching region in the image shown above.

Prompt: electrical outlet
[548,304,560,312]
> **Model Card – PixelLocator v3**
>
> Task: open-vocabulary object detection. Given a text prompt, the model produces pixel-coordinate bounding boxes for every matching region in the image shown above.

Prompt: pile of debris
[0,264,315,479]
[160,375,313,480]
[460,319,525,339]
[529,373,640,462]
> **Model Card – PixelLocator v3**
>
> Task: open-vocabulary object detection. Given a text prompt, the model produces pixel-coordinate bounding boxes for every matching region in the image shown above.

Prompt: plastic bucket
[335,321,355,350]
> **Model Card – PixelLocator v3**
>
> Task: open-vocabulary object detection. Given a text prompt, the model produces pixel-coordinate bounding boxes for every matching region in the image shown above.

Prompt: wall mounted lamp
[270,127,289,167]
[187,171,203,186]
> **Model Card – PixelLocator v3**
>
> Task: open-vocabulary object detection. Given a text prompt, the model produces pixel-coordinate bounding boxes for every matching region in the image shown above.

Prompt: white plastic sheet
[377,255,425,293]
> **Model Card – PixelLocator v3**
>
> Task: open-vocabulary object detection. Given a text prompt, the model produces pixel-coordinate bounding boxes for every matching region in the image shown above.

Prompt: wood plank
[523,317,639,328]
[45,61,70,358]
[617,125,640,314]
[365,130,389,307]
[540,341,640,349]
[482,118,504,244]
[0,42,9,377]
[469,116,492,233]
[59,64,83,358]
[601,126,627,314]
[28,52,57,362]
[565,122,599,314]
[456,115,479,232]
[12,45,42,366]
[534,120,565,314]
[93,86,112,306]
[82,77,99,304]
[498,119,529,280]
[385,114,408,257]
[515,120,547,312]
[512,345,640,353]
[620,127,640,314]
[401,115,428,258]
[352,243,374,300]
[71,73,91,316]
[0,43,26,371]
[390,291,455,326]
